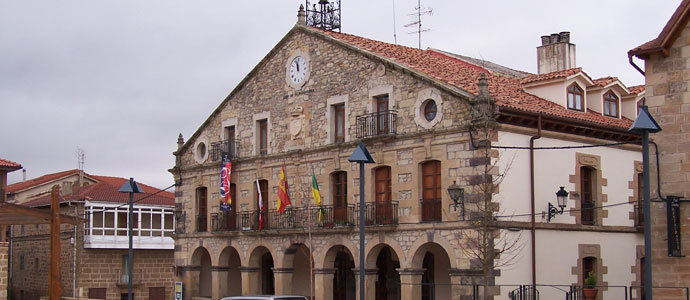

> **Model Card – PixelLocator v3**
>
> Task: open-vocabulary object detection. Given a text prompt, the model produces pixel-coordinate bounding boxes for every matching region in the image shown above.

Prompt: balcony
[209,139,240,162]
[209,201,398,232]
[84,203,174,249]
[355,110,397,138]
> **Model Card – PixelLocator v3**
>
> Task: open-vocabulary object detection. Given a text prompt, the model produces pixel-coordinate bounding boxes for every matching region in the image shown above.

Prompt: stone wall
[0,242,7,300]
[643,21,690,300]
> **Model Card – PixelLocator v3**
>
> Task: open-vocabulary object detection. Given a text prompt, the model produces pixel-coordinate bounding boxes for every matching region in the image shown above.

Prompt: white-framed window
[84,202,174,249]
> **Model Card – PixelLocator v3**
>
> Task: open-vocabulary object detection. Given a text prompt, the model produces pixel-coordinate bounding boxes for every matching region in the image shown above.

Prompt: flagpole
[308,167,314,300]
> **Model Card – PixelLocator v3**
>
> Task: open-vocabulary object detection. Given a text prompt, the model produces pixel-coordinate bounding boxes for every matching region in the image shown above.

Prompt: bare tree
[461,73,523,300]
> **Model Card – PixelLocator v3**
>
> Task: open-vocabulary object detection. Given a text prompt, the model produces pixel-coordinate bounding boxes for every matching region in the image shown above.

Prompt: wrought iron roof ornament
[305,0,341,32]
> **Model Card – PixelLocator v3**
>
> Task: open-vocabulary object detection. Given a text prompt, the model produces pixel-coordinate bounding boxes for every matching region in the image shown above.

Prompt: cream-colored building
[171,6,644,300]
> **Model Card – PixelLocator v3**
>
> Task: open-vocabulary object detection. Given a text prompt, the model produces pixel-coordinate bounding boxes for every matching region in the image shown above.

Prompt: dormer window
[567,83,584,111]
[603,91,619,117]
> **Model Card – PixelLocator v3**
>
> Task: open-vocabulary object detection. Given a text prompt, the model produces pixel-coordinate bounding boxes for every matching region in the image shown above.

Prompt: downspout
[529,113,542,298]
[73,203,78,297]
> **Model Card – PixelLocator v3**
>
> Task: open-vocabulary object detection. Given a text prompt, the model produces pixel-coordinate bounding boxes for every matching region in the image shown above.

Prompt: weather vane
[305,0,341,32]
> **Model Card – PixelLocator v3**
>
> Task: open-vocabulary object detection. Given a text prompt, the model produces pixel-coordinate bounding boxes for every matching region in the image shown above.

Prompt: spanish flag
[276,164,291,214]
[311,172,324,221]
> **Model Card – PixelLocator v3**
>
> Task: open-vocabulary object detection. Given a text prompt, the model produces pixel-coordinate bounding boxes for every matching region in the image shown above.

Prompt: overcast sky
[0,0,680,189]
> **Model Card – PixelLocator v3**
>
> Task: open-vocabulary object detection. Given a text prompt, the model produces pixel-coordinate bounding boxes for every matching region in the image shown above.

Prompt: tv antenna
[404,0,432,49]
[76,147,86,171]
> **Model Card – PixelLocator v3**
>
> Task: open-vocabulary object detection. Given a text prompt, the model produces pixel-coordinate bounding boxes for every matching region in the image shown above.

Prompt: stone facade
[638,18,690,300]
[173,13,645,300]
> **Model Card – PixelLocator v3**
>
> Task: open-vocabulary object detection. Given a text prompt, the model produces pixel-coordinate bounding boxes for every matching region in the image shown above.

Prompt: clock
[289,56,307,84]
[285,50,310,89]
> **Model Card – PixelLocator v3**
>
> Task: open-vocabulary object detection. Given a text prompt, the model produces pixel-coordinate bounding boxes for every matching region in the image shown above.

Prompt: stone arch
[245,242,277,267]
[282,243,313,297]
[409,242,453,300]
[323,244,357,300]
[218,246,242,297]
[190,246,212,298]
[320,238,358,269]
[365,240,404,269]
[407,232,458,269]
[248,245,275,295]
[366,243,401,300]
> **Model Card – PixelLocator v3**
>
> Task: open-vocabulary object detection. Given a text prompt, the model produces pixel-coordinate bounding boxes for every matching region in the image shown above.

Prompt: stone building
[629,0,690,299]
[172,6,645,300]
[8,172,175,300]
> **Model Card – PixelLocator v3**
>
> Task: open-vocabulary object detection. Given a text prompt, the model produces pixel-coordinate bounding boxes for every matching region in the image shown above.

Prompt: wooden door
[333,252,350,300]
[581,167,594,225]
[224,183,237,230]
[375,167,392,224]
[197,187,208,232]
[422,161,442,222]
[375,95,389,134]
[333,172,348,223]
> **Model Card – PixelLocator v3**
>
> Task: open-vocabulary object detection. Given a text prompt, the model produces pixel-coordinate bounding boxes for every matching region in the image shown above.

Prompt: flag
[257,179,264,230]
[276,164,291,214]
[220,153,232,211]
[311,172,324,221]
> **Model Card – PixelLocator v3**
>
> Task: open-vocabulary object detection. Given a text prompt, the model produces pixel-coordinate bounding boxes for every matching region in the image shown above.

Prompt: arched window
[581,167,595,225]
[423,100,437,121]
[567,83,584,111]
[603,91,619,117]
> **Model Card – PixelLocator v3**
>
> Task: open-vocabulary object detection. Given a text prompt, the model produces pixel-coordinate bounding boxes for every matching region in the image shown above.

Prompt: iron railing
[509,285,540,300]
[209,139,240,162]
[421,198,442,223]
[196,215,207,232]
[209,202,398,232]
[355,110,397,138]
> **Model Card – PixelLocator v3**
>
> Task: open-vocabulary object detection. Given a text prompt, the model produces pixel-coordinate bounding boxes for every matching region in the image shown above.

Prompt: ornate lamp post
[447,181,465,218]
[547,187,569,222]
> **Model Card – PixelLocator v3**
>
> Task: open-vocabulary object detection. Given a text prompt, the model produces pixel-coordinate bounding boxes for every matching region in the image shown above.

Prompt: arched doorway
[191,247,212,298]
[412,243,452,300]
[219,246,242,297]
[283,244,312,297]
[249,246,275,295]
[373,245,400,300]
[333,250,355,300]
[261,252,275,295]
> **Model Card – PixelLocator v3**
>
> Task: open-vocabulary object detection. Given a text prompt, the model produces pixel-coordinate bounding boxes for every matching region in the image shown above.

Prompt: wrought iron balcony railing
[196,215,208,232]
[209,202,398,232]
[355,110,397,138]
[209,139,240,162]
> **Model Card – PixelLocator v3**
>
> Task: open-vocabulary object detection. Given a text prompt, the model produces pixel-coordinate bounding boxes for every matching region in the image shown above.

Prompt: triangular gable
[629,0,690,58]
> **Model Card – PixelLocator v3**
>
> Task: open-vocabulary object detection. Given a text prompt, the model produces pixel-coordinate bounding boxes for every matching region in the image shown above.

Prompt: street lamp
[547,186,569,222]
[447,181,465,218]
[348,142,375,300]
[118,178,144,300]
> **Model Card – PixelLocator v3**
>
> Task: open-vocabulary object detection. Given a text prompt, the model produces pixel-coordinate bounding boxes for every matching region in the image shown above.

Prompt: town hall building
[171,4,646,300]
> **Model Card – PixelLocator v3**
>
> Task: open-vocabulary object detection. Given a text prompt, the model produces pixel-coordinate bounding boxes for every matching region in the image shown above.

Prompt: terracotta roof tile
[0,158,21,169]
[310,27,633,130]
[23,181,174,208]
[591,76,619,88]
[628,85,645,94]
[6,169,79,193]
[520,68,583,85]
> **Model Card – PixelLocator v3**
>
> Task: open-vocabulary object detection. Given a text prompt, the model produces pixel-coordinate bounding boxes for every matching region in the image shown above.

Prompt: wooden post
[49,185,62,300]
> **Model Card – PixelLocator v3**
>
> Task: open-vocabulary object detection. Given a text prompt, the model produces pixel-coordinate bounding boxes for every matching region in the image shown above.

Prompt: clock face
[289,56,307,84]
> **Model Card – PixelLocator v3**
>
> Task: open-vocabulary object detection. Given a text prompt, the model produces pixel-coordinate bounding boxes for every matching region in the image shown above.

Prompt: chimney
[537,31,576,74]
[177,133,184,151]
[22,169,26,181]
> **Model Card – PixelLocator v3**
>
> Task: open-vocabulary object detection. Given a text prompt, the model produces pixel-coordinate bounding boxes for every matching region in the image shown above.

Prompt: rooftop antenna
[392,0,397,44]
[404,0,432,49]
[76,147,85,171]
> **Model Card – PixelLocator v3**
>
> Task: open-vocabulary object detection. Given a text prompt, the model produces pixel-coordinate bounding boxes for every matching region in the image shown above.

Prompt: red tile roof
[23,181,174,208]
[0,158,21,170]
[310,27,634,130]
[6,169,80,193]
[521,68,584,85]
[628,85,645,94]
[630,0,690,57]
[591,77,619,88]
[6,170,174,202]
